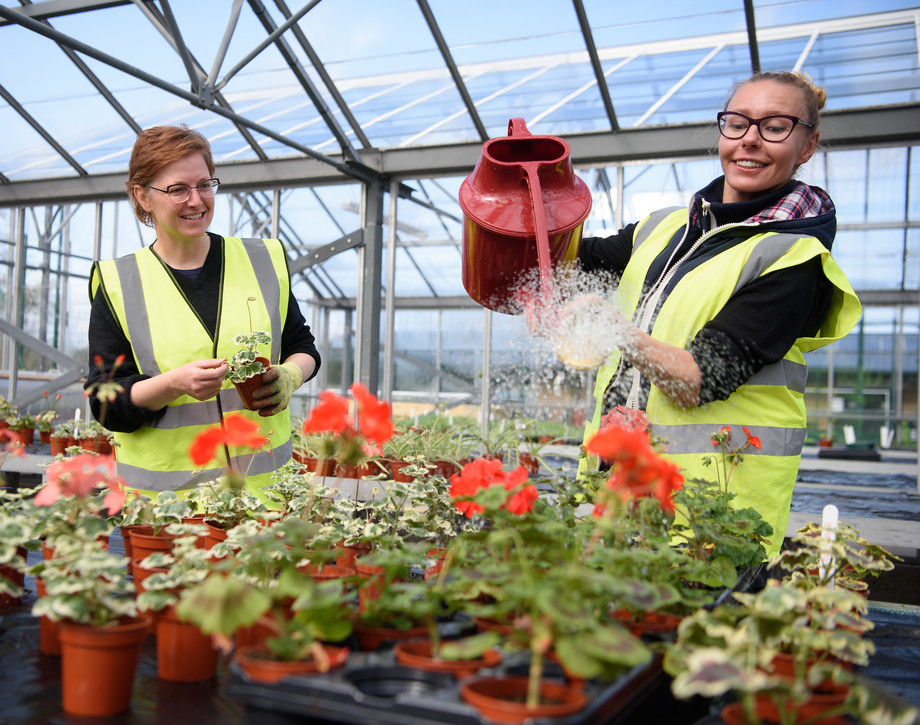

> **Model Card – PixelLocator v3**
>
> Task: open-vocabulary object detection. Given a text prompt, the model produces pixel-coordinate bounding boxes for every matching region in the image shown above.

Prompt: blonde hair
[125,125,215,226]
[726,71,827,128]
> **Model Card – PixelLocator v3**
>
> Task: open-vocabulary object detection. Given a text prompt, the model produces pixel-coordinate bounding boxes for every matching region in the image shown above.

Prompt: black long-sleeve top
[85,233,320,432]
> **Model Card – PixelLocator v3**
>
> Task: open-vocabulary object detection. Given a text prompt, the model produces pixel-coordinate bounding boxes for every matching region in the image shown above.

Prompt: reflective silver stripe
[112,255,161,376]
[634,207,682,251]
[115,439,292,491]
[650,422,806,457]
[240,238,282,361]
[731,233,804,295]
[747,359,808,394]
[148,398,221,429]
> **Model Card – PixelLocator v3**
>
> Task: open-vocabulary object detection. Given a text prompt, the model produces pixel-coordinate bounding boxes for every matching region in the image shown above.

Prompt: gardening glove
[260,361,302,416]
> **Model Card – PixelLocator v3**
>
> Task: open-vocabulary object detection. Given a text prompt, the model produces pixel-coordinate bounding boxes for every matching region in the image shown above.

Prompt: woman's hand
[129,358,228,410]
[174,359,230,401]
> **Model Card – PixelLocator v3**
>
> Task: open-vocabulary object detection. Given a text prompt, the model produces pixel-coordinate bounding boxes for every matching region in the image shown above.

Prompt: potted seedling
[227,330,272,410]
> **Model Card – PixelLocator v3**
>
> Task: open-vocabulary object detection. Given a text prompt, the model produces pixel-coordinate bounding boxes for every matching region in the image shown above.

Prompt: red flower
[505,481,538,515]
[303,391,352,435]
[449,458,536,517]
[350,383,394,445]
[585,425,650,463]
[587,420,683,513]
[742,426,761,450]
[189,413,269,466]
[35,453,126,515]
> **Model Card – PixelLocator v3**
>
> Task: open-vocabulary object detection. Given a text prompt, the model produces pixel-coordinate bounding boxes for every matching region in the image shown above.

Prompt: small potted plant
[445,457,653,721]
[9,413,37,446]
[25,455,149,717]
[50,419,78,456]
[177,516,354,683]
[664,575,905,725]
[226,330,272,410]
[135,530,219,682]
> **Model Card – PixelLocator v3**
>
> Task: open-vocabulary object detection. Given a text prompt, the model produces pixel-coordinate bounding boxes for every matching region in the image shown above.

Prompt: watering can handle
[508,118,532,137]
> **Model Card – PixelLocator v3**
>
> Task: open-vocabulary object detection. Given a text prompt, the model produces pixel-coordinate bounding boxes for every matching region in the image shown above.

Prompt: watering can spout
[458,118,592,315]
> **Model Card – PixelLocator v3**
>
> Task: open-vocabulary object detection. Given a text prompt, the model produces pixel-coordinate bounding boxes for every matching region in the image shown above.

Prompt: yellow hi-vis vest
[89,237,293,497]
[581,208,861,557]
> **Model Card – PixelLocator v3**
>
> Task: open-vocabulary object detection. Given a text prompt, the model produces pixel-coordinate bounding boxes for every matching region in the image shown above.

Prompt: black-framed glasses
[148,178,220,203]
[717,112,814,143]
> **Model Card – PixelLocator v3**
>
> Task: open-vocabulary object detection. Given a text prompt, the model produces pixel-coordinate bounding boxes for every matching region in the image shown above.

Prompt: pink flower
[36,453,126,516]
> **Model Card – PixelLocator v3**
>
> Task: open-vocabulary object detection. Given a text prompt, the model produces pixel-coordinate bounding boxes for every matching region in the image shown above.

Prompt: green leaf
[176,575,271,635]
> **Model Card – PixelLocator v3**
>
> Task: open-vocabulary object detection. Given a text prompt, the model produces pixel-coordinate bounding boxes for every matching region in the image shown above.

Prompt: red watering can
[459,118,592,315]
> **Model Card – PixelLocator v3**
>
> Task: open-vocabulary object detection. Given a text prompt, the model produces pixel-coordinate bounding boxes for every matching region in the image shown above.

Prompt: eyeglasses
[717,112,814,143]
[147,178,220,203]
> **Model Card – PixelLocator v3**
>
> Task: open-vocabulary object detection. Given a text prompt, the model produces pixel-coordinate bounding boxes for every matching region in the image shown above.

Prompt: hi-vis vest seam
[240,237,283,363]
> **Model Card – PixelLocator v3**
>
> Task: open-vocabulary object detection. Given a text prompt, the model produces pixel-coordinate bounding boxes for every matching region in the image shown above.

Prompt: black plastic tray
[226,648,665,725]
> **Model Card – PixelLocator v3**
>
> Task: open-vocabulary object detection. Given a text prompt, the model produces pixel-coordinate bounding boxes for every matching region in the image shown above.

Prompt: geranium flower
[449,458,537,518]
[587,418,683,514]
[303,390,352,435]
[35,453,126,515]
[743,426,762,450]
[350,382,394,445]
[189,413,270,466]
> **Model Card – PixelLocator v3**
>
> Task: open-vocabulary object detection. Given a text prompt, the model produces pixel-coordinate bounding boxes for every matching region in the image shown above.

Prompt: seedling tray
[226,648,665,725]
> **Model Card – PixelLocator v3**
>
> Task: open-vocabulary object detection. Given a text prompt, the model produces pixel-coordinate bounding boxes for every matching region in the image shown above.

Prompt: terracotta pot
[301,456,335,476]
[460,674,587,724]
[79,435,112,454]
[0,552,26,608]
[49,436,69,456]
[299,562,355,584]
[611,608,682,637]
[335,541,370,571]
[232,357,271,411]
[204,520,230,550]
[128,526,175,565]
[433,459,460,479]
[39,429,52,444]
[58,614,151,717]
[35,577,61,655]
[721,695,851,725]
[13,427,35,446]
[389,459,415,483]
[353,622,429,652]
[519,452,539,475]
[424,547,447,581]
[235,615,277,651]
[234,644,348,684]
[354,557,386,612]
[336,462,360,478]
[394,638,502,679]
[156,603,219,682]
[132,562,168,594]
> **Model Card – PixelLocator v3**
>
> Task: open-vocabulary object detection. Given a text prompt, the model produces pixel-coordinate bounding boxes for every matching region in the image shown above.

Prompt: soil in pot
[460,674,587,724]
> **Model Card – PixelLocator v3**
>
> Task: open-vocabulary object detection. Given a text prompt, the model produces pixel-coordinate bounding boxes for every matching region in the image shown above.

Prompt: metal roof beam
[273,0,372,150]
[1,104,917,206]
[0,4,383,181]
[246,0,361,162]
[572,0,618,131]
[416,0,488,142]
